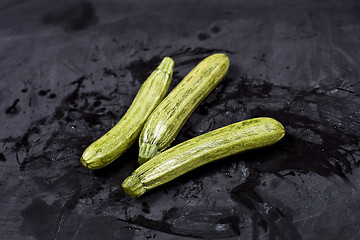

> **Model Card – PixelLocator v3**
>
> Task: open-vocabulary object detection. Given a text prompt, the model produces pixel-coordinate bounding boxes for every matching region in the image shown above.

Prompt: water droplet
[210,24,221,33]
[215,224,229,232]
[48,93,57,99]
[38,89,50,96]
[0,153,6,162]
[198,32,210,41]
[5,99,20,115]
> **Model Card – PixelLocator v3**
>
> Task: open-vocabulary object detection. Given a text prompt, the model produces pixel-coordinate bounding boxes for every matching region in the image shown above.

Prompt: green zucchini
[81,57,174,169]
[138,53,230,165]
[122,117,285,198]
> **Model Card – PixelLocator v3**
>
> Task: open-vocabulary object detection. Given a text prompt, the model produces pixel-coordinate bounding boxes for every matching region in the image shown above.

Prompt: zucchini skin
[80,57,174,169]
[122,117,285,198]
[138,53,230,164]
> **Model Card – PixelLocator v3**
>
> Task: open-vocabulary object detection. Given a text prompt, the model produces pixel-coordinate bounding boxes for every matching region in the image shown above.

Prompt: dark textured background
[1,0,360,239]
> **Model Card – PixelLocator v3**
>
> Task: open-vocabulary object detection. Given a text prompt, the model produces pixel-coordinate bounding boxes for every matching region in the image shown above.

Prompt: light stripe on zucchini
[122,117,285,198]
[138,53,230,165]
[81,57,174,169]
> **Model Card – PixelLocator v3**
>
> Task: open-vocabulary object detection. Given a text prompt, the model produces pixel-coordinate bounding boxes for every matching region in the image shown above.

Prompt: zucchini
[81,57,174,169]
[138,53,230,164]
[122,117,285,198]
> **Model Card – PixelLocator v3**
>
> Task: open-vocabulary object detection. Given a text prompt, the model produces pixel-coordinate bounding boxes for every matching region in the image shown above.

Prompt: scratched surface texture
[1,0,360,239]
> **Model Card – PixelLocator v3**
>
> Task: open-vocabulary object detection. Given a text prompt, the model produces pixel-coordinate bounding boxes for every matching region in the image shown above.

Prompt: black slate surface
[1,0,360,239]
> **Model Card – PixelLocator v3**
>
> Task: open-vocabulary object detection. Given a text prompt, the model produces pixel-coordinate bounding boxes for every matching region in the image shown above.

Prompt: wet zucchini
[122,117,285,198]
[81,57,174,169]
[138,53,230,164]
